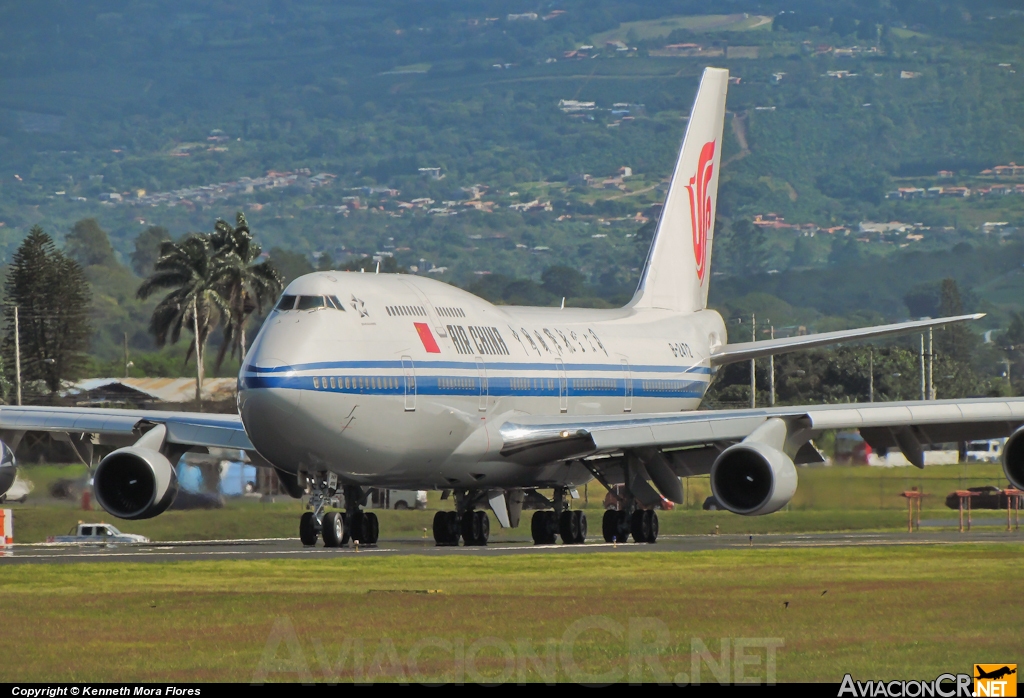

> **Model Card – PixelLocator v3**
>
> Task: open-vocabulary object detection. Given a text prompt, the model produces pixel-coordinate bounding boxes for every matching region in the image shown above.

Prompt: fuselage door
[621,358,632,413]
[556,358,567,413]
[402,356,416,411]
[476,358,488,412]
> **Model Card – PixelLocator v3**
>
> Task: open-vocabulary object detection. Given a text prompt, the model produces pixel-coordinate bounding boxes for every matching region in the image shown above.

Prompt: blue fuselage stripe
[243,360,712,375]
[241,373,708,399]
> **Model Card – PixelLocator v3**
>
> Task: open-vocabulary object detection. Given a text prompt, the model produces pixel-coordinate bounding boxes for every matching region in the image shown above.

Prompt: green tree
[541,265,585,299]
[66,218,117,268]
[268,248,315,284]
[936,278,976,363]
[3,226,92,396]
[131,226,172,277]
[137,235,228,405]
[209,213,283,369]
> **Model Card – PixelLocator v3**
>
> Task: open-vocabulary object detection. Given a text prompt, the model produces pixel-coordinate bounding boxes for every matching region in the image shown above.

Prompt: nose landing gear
[300,474,379,547]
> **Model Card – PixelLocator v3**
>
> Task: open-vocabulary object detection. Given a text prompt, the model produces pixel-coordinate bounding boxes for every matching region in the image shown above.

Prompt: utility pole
[869,346,874,403]
[769,324,776,406]
[750,313,756,409]
[13,305,21,406]
[928,327,934,400]
[123,332,129,378]
[919,334,926,401]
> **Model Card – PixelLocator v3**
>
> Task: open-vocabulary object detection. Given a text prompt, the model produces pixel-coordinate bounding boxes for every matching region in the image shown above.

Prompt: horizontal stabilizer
[710,313,984,366]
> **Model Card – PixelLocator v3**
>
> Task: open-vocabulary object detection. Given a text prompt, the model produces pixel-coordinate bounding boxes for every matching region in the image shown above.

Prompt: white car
[48,523,149,544]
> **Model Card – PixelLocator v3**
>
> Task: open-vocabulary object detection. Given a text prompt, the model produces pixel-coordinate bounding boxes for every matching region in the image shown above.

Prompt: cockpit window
[278,295,346,311]
[296,295,326,310]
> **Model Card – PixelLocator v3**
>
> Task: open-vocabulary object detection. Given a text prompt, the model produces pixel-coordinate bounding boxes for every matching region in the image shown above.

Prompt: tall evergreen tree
[65,218,117,268]
[3,226,92,396]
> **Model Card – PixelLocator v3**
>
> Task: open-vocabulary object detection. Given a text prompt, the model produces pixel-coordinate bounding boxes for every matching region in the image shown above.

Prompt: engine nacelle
[1002,426,1024,491]
[710,441,798,516]
[0,440,16,500]
[93,447,178,520]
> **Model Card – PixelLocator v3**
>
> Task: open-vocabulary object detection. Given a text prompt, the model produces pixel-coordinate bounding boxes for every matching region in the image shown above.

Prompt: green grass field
[592,13,774,43]
[1,545,1021,682]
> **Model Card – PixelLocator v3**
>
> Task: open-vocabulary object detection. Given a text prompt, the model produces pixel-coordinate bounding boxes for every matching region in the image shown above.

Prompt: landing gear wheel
[346,511,364,544]
[363,512,379,545]
[646,510,658,543]
[616,510,631,543]
[299,512,319,547]
[432,511,449,545]
[559,510,579,545]
[460,510,489,546]
[531,510,557,545]
[322,512,344,547]
[574,510,587,544]
[631,509,650,543]
[602,510,617,542]
[476,510,490,545]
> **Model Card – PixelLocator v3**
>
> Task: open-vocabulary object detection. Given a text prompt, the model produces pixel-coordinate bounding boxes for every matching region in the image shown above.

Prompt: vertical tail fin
[630,67,729,313]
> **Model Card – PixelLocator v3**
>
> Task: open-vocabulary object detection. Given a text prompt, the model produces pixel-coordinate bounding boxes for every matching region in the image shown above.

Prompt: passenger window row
[313,376,400,391]
[571,378,616,391]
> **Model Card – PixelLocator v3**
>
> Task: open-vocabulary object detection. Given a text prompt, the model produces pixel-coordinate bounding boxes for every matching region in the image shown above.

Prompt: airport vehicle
[965,439,1004,463]
[2,67,1024,550]
[47,522,149,544]
[944,486,1021,510]
[386,490,428,510]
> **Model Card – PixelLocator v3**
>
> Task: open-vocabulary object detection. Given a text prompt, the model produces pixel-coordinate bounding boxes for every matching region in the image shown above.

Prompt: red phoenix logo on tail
[684,140,716,282]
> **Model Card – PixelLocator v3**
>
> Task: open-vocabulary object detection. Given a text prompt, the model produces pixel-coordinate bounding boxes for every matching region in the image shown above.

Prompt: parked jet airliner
[3,67,1024,548]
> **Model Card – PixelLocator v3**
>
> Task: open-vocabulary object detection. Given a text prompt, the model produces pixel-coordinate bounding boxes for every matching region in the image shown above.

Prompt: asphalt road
[2,530,1022,564]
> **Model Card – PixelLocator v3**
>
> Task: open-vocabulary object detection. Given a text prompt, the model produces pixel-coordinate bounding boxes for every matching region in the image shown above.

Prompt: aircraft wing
[0,405,253,454]
[499,397,1024,473]
[710,313,984,366]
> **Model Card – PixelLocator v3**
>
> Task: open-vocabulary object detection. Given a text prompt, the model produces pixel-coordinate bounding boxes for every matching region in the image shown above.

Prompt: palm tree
[137,234,228,406]
[209,213,283,370]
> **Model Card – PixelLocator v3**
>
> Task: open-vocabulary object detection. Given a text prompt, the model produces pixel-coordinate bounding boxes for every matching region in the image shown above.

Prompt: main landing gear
[601,508,658,544]
[530,487,587,545]
[299,473,379,548]
[432,491,491,546]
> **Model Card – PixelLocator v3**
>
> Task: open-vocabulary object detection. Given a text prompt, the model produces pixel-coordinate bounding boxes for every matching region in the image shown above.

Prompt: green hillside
[1,1,1024,379]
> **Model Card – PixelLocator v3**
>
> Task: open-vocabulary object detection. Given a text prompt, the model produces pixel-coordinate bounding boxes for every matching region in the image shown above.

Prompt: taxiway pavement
[1,530,1022,565]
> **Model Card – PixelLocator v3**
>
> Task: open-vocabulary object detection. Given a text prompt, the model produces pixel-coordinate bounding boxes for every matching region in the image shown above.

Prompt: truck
[47,522,149,544]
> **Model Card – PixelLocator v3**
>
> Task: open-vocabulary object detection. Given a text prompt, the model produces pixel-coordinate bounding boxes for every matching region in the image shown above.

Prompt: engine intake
[710,441,798,516]
[1003,426,1024,491]
[93,447,177,520]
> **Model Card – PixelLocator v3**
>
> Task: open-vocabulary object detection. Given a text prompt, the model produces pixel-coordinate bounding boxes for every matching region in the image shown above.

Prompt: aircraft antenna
[560,297,565,309]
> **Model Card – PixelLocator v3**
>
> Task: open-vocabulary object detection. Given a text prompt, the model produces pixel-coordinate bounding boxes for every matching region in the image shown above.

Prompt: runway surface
[2,530,1022,564]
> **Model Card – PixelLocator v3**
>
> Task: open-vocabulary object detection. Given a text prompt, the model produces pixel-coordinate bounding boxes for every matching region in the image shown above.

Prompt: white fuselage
[238,272,727,490]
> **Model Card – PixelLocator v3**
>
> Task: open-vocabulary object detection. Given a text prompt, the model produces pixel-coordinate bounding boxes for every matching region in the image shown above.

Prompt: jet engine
[93,446,178,520]
[0,440,16,501]
[1002,426,1024,490]
[710,441,798,516]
